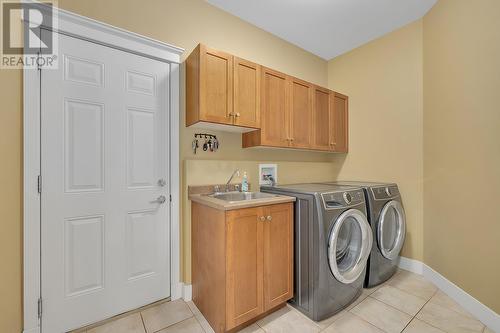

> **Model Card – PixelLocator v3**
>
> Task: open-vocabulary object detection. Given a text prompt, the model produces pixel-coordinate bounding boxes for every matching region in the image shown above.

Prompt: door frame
[23,3,184,332]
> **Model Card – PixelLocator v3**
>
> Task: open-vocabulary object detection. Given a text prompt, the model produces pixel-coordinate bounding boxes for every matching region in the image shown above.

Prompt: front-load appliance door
[377,200,406,260]
[328,209,372,284]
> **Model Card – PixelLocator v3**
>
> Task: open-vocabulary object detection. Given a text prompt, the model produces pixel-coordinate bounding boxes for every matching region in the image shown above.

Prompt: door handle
[157,179,167,187]
[151,195,167,204]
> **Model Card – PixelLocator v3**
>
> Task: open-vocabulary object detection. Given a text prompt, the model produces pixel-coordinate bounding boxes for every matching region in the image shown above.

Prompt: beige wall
[327,20,424,260]
[423,0,500,313]
[54,0,333,285]
[0,71,23,333]
[0,0,330,330]
[2,0,498,331]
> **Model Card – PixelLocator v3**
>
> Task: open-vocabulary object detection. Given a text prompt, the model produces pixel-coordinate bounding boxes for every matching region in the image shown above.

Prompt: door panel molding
[23,6,183,332]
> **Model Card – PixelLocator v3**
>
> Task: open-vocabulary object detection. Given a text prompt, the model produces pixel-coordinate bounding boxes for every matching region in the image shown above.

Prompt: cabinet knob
[266,215,272,221]
[235,112,241,117]
[259,216,266,222]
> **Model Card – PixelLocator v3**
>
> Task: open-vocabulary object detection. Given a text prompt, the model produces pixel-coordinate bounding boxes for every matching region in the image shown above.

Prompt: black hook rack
[194,133,217,140]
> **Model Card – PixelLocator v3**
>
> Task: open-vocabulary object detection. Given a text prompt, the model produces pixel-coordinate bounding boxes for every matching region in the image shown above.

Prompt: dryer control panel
[372,185,400,200]
[321,190,364,209]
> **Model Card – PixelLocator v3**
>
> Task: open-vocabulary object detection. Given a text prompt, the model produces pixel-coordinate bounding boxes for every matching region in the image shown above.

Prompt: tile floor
[77,270,494,333]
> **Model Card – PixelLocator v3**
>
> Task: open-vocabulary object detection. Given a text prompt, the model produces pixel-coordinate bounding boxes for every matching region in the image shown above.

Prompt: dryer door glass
[377,200,406,260]
[328,209,373,284]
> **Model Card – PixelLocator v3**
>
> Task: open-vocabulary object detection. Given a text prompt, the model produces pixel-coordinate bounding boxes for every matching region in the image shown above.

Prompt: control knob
[343,192,352,204]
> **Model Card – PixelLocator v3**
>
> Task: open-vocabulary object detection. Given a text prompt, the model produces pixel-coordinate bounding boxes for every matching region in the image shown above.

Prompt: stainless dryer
[261,184,372,321]
[323,182,406,287]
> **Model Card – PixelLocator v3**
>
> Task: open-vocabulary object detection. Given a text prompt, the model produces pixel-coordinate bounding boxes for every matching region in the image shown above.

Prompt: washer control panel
[322,190,364,209]
[372,185,400,200]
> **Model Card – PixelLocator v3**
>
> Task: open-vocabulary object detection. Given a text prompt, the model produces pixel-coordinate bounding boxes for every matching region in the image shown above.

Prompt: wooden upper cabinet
[226,207,264,330]
[288,77,313,149]
[200,45,233,124]
[186,44,259,129]
[330,92,349,152]
[312,86,331,150]
[187,44,349,152]
[263,204,293,310]
[233,57,260,128]
[259,67,289,147]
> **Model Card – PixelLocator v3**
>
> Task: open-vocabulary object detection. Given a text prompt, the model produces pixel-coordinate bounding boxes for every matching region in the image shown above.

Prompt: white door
[41,32,170,332]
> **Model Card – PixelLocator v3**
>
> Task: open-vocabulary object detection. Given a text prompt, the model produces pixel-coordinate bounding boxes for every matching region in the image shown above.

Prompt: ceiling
[206,0,437,60]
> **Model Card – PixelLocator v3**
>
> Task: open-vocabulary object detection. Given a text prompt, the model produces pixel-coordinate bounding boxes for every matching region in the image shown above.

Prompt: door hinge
[37,175,42,194]
[37,298,42,318]
[37,52,42,71]
[169,195,172,202]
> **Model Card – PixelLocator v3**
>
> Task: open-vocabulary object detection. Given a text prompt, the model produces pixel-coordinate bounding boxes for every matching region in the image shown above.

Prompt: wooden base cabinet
[192,202,293,333]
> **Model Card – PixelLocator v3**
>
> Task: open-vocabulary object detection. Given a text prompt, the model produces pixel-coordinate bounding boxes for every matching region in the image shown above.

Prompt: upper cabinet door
[331,92,349,152]
[199,45,233,125]
[289,77,313,149]
[312,86,331,150]
[260,67,289,147]
[263,203,293,311]
[225,207,264,330]
[233,57,260,129]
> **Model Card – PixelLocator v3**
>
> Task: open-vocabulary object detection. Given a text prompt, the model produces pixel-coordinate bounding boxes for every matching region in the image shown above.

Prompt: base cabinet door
[263,203,294,310]
[226,207,264,329]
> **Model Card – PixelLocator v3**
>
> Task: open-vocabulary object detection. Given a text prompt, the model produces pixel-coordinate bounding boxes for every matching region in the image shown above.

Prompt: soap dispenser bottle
[241,172,249,192]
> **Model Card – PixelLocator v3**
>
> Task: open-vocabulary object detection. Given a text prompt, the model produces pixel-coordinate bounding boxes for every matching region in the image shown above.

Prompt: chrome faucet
[226,169,240,191]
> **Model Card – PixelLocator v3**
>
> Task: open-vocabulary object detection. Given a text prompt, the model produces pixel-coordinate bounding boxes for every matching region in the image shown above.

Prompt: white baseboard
[22,327,39,333]
[171,282,192,302]
[171,282,183,300]
[397,256,424,275]
[398,257,500,332]
[183,284,192,302]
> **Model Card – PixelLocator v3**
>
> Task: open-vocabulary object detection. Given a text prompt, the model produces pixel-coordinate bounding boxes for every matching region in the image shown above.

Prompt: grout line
[139,312,147,333]
[368,284,435,317]
[403,289,444,333]
[151,316,195,333]
[348,311,391,333]
[192,316,209,333]
[366,295,414,318]
[386,277,437,302]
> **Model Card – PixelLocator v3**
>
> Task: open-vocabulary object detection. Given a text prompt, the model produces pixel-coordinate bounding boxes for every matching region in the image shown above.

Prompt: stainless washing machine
[261,184,372,321]
[323,182,406,287]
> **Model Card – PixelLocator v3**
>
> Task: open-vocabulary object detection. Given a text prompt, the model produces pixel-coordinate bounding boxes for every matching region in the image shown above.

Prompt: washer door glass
[328,209,373,284]
[377,200,406,260]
